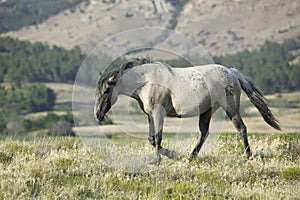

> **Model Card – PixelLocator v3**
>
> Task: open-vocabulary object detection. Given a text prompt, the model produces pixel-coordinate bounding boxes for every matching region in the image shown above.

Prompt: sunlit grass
[0,133,299,199]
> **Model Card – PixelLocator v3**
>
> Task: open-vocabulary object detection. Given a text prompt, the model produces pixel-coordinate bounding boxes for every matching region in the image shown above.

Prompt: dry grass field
[0,133,299,199]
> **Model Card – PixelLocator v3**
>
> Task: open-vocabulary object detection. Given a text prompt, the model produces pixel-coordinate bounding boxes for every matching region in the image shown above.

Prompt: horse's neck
[117,68,145,98]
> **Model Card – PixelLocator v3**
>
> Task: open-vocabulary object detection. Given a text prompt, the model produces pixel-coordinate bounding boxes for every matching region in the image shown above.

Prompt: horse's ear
[99,71,103,77]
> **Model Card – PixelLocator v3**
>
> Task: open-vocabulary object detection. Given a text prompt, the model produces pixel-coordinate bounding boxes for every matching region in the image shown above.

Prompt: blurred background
[0,0,299,137]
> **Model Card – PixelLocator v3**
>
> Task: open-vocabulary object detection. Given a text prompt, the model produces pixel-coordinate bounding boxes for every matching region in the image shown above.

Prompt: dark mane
[97,57,154,88]
[122,57,154,70]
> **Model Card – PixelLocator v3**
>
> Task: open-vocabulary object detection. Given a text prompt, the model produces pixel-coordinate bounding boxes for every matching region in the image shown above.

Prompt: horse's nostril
[96,111,103,121]
[96,112,101,120]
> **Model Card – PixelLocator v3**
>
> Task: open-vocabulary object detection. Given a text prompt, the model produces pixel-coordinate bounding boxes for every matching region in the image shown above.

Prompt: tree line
[214,37,300,94]
[0,0,89,33]
[0,84,55,113]
[0,84,75,136]
[0,37,85,86]
[0,84,72,136]
[0,36,85,136]
[1,36,299,92]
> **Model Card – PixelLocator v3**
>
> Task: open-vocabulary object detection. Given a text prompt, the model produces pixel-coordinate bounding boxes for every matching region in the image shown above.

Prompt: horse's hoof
[150,159,161,166]
[188,154,197,162]
[150,155,161,166]
[166,150,178,159]
[246,151,252,160]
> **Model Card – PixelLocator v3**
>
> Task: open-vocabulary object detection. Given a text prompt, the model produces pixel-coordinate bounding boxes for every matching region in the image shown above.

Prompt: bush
[166,182,194,194]
[28,112,76,136]
[99,116,113,125]
[280,167,300,181]
[0,151,13,164]
[48,120,75,137]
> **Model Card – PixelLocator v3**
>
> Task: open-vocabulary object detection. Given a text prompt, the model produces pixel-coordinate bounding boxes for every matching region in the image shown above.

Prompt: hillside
[0,0,89,33]
[176,0,300,55]
[2,0,173,53]
[2,0,300,55]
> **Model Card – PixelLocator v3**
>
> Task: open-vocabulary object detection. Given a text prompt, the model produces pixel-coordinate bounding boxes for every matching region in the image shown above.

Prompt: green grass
[280,167,300,181]
[0,133,299,199]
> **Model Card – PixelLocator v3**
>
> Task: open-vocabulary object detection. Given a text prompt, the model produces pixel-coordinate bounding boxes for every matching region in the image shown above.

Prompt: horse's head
[94,58,151,123]
[94,73,118,122]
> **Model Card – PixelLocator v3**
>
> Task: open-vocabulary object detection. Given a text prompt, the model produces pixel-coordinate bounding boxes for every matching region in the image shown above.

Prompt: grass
[0,133,299,199]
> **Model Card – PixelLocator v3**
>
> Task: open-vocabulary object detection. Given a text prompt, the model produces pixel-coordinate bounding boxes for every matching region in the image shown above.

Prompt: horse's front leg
[147,115,156,147]
[148,107,163,164]
[149,106,177,165]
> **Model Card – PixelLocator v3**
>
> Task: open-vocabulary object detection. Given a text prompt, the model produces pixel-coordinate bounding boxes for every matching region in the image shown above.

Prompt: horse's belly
[169,92,211,117]
[167,68,213,117]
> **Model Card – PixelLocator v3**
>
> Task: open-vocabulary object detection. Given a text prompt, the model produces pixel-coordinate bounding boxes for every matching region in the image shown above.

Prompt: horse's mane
[119,57,155,72]
[97,58,155,88]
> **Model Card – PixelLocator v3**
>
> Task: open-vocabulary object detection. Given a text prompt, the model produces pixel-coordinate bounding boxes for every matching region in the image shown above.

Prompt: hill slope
[176,0,300,55]
[2,0,172,53]
[0,0,89,33]
[2,0,300,56]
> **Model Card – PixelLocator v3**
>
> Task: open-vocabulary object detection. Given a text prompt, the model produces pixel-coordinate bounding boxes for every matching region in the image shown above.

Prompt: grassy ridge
[0,133,299,199]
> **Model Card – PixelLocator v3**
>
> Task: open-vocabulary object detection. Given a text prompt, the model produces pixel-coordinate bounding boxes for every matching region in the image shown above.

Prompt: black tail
[231,68,281,130]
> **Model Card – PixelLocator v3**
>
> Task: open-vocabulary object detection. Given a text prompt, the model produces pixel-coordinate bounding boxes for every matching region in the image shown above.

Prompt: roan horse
[94,58,280,164]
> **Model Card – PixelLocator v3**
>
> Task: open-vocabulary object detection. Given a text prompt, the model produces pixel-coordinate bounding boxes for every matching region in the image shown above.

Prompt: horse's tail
[230,68,281,130]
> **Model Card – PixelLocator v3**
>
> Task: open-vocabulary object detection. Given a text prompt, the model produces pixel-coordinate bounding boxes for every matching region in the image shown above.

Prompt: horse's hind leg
[189,108,212,160]
[225,96,252,159]
[147,115,156,147]
[228,113,251,158]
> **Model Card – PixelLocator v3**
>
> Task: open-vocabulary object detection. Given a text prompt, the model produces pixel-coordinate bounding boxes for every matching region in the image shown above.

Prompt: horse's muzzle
[95,111,105,122]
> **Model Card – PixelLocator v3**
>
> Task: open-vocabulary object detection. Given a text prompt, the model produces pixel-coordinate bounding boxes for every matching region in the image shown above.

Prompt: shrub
[280,167,300,181]
[54,158,78,172]
[167,182,194,195]
[27,112,76,136]
[99,116,113,125]
[26,180,41,198]
[195,170,220,183]
[48,120,75,137]
[0,151,13,164]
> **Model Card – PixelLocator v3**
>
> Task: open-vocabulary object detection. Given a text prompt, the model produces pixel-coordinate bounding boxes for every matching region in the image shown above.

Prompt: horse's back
[172,64,241,114]
[136,63,239,117]
[169,64,227,116]
[173,64,238,91]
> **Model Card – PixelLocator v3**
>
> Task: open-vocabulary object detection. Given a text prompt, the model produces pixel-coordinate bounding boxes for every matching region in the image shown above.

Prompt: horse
[94,58,280,164]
